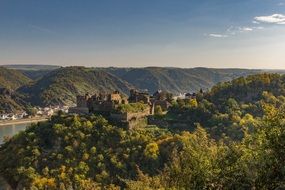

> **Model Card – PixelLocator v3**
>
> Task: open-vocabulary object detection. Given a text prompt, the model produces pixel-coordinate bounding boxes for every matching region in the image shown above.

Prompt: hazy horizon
[1,0,285,69]
[3,64,285,71]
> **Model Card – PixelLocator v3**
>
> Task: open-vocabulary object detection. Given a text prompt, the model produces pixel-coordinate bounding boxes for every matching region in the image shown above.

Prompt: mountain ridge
[1,65,283,111]
[0,67,32,90]
[18,66,134,106]
[105,67,262,94]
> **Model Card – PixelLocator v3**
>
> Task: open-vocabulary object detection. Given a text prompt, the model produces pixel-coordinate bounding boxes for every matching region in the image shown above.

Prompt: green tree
[26,107,37,116]
[154,105,163,116]
[144,142,159,160]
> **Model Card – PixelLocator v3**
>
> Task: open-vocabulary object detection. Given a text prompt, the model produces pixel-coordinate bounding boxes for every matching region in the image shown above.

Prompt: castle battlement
[69,89,173,128]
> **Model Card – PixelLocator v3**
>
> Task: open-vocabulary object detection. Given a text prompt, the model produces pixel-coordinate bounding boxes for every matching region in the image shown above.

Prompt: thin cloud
[206,19,264,39]
[206,26,255,39]
[226,26,236,35]
[253,26,264,30]
[241,27,253,31]
[208,34,228,38]
[226,26,254,35]
[254,14,285,24]
[29,24,56,34]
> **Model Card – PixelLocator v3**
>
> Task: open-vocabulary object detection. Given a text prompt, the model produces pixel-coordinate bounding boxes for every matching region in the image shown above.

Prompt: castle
[69,89,173,128]
[128,89,150,104]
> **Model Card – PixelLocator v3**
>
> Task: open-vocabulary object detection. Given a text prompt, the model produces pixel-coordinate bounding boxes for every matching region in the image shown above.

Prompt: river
[0,121,47,189]
[0,123,29,190]
[0,123,28,144]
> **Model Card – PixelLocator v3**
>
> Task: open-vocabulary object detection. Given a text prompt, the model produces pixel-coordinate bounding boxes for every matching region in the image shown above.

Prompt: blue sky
[0,0,285,68]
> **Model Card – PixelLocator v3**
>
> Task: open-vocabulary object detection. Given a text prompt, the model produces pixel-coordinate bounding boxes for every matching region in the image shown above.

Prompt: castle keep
[87,91,128,114]
[128,89,150,104]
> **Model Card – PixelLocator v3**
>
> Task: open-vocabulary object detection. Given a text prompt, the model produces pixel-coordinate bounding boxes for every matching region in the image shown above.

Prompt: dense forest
[18,67,133,106]
[1,73,285,189]
[164,73,285,140]
[0,67,32,113]
[104,67,261,94]
[0,65,265,112]
[0,67,31,90]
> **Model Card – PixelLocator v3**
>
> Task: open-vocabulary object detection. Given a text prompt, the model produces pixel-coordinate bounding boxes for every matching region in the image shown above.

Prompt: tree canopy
[2,73,285,189]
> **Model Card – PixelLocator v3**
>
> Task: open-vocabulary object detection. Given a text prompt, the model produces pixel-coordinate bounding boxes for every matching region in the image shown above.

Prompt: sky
[0,0,285,69]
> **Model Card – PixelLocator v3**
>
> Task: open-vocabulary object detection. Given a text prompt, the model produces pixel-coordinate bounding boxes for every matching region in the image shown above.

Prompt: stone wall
[110,107,151,129]
[126,108,150,121]
[76,95,89,108]
[110,107,151,122]
[129,89,150,104]
[109,92,122,102]
[110,112,128,121]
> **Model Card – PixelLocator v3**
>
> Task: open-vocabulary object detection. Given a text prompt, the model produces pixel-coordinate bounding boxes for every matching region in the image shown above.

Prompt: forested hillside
[0,67,32,112]
[0,89,28,113]
[0,65,281,112]
[160,73,285,140]
[1,73,285,189]
[106,67,261,94]
[1,101,285,189]
[18,67,133,106]
[3,65,60,80]
[0,67,31,90]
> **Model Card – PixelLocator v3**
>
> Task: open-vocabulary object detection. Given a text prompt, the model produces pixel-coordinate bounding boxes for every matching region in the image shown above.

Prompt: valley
[1,71,285,189]
[0,65,271,114]
[1,1,285,189]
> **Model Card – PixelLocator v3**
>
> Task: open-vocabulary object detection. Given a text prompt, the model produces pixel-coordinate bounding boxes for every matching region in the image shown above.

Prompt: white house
[0,114,8,120]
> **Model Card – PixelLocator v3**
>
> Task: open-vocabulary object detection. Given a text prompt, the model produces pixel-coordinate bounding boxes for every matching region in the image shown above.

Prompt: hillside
[19,66,263,106]
[18,67,133,106]
[0,67,31,90]
[164,73,285,139]
[206,73,285,106]
[105,67,261,94]
[0,67,32,112]
[1,65,282,112]
[0,88,28,113]
[2,89,285,189]
[3,64,60,80]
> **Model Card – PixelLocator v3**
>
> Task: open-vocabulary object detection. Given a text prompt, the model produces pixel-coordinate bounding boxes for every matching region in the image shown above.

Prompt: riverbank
[0,117,48,126]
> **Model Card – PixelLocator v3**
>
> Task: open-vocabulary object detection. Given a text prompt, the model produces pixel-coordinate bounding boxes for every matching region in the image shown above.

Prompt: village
[0,106,69,121]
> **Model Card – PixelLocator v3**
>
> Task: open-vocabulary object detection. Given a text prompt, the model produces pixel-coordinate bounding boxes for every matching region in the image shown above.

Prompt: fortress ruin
[69,89,173,128]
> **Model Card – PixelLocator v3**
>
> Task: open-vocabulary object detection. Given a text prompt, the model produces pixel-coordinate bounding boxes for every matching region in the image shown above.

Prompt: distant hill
[3,64,61,80]
[0,88,29,113]
[0,67,32,112]
[0,67,31,90]
[206,73,285,106]
[18,67,133,106]
[105,67,262,94]
[2,64,60,71]
[1,65,284,111]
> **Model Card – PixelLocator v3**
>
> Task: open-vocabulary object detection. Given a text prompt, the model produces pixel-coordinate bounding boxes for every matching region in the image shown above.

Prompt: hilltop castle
[69,89,173,128]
